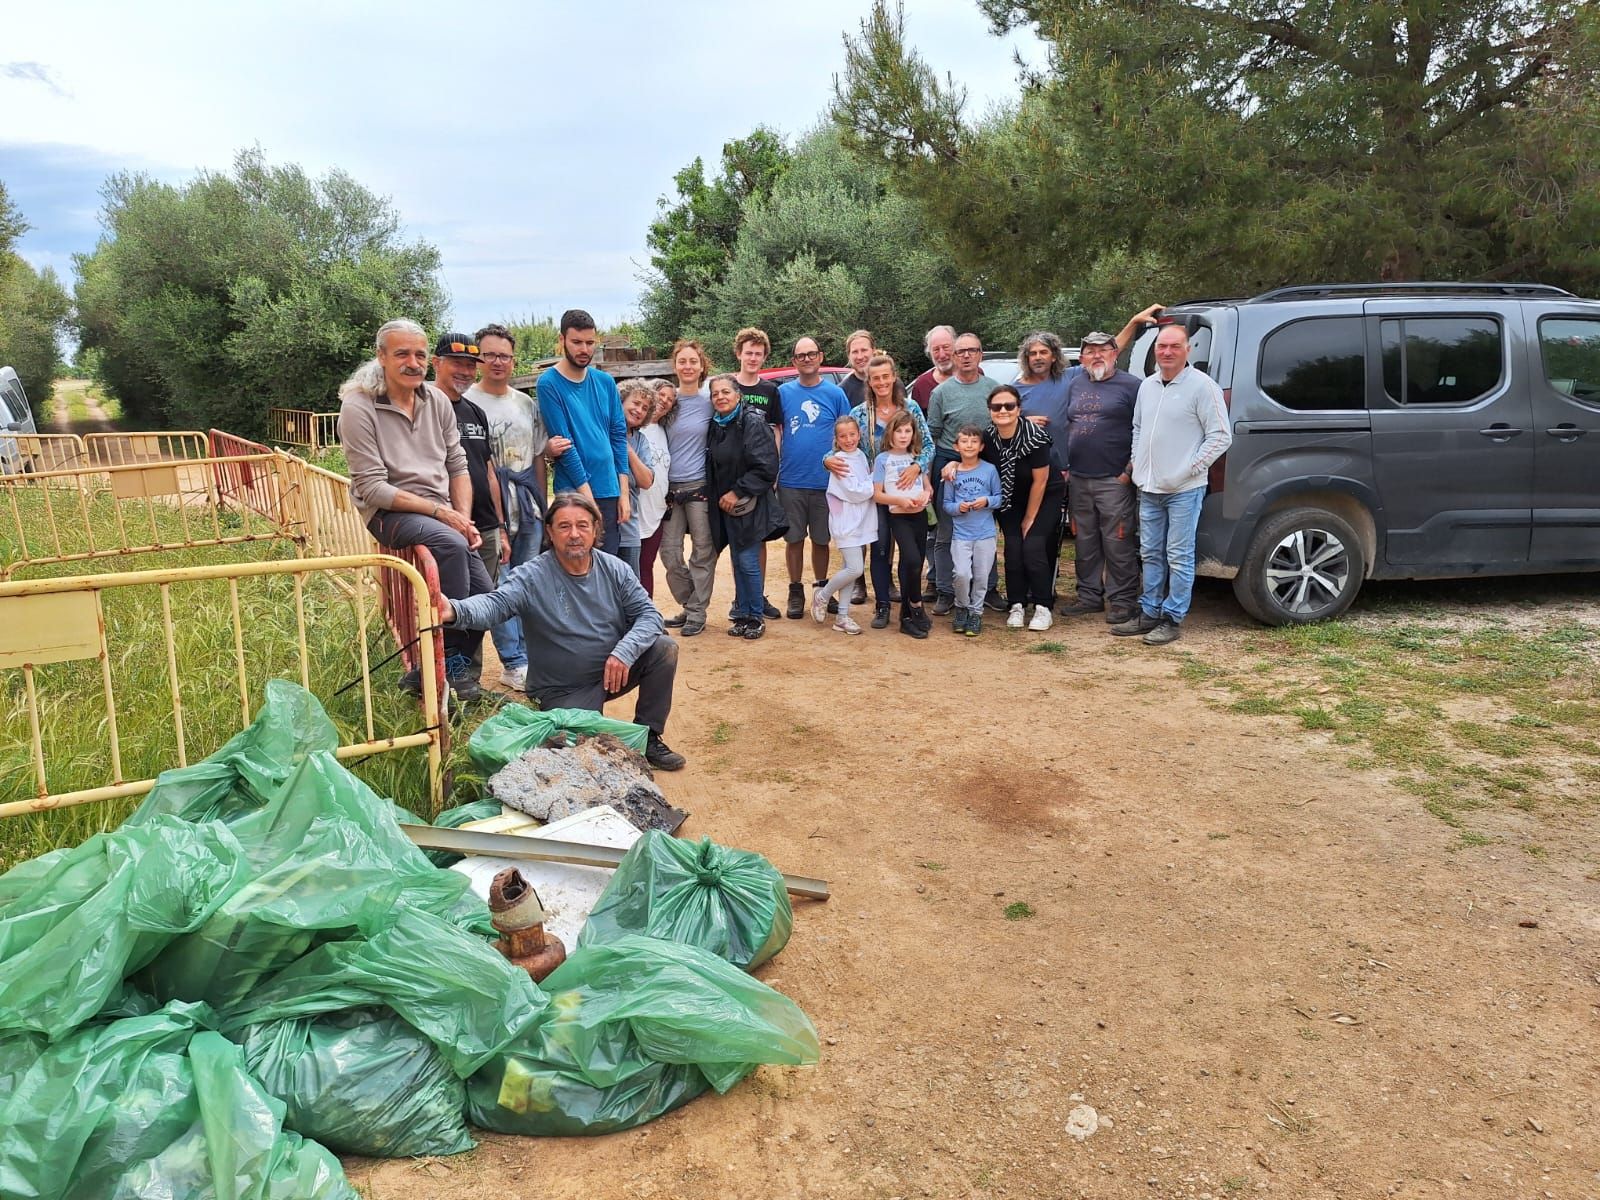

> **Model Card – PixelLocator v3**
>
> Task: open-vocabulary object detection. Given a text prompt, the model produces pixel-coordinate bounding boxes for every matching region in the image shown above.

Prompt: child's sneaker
[951,607,969,634]
[966,610,983,637]
[811,588,829,623]
[1006,603,1026,628]
[833,615,862,636]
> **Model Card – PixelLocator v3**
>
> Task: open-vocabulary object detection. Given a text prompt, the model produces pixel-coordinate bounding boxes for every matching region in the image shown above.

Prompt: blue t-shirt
[942,461,1002,540]
[537,367,629,500]
[620,429,652,548]
[776,379,851,490]
[1017,368,1080,434]
[1063,370,1141,478]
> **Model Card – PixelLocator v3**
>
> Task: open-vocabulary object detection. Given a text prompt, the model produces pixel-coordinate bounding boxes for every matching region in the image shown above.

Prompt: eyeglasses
[988,402,1019,412]
[481,352,514,363]
[954,347,982,356]
[794,351,822,360]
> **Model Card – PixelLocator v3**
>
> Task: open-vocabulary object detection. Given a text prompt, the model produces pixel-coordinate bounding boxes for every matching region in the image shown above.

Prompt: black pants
[869,507,895,605]
[369,510,492,659]
[997,487,1065,611]
[530,635,678,735]
[888,512,928,608]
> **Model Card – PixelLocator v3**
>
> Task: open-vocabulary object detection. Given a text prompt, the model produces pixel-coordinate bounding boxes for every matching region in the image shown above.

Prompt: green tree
[683,128,986,369]
[73,149,445,436]
[836,0,1600,299]
[0,184,72,407]
[638,128,792,344]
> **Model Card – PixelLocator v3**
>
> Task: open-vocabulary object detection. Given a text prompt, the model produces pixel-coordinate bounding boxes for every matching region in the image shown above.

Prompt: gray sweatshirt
[447,551,664,695]
[338,382,468,525]
[1130,366,1232,494]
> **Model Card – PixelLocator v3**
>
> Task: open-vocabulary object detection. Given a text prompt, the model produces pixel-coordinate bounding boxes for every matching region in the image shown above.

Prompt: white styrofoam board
[448,804,643,951]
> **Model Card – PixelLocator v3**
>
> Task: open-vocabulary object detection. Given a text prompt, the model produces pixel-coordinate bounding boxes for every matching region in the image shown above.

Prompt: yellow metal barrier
[0,454,295,580]
[283,456,377,559]
[0,554,443,818]
[268,408,341,453]
[84,430,209,466]
[2,432,88,475]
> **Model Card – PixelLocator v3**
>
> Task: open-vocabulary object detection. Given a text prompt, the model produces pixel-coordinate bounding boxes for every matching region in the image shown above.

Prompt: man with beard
[909,324,955,415]
[1059,331,1144,622]
[537,309,631,556]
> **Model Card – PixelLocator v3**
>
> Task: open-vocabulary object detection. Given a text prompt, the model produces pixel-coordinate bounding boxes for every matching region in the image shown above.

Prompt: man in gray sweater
[438,493,686,770]
[1113,324,1232,645]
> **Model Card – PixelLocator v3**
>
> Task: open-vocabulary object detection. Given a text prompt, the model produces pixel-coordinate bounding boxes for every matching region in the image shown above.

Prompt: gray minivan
[0,366,39,475]
[1127,283,1600,624]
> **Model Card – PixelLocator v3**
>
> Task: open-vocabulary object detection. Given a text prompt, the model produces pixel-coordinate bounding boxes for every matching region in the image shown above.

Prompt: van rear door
[1527,309,1600,565]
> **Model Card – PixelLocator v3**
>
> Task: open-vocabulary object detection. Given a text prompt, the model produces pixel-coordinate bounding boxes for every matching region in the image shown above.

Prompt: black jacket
[706,405,781,551]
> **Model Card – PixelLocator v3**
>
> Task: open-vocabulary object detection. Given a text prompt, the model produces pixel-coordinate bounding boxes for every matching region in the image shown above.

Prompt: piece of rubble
[1066,1104,1100,1140]
[487,733,688,833]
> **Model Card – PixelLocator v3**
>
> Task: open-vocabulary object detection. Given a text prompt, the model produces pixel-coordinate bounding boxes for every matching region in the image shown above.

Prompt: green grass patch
[710,720,736,745]
[1029,641,1066,655]
[1002,901,1035,920]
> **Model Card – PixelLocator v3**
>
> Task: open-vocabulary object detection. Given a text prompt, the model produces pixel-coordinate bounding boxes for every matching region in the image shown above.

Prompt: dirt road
[354,571,1599,1200]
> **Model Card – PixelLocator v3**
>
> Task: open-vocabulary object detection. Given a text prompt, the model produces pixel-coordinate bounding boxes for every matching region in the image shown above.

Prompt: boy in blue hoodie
[942,425,1003,636]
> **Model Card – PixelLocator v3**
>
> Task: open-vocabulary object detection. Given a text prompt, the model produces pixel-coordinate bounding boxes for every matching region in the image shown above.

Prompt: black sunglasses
[989,401,1019,411]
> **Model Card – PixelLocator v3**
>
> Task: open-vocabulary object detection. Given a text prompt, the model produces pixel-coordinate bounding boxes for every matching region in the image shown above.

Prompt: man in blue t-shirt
[1060,331,1144,622]
[777,335,852,619]
[536,309,631,556]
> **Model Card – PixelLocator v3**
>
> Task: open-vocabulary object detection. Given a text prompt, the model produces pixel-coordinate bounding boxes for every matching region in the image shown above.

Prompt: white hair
[375,318,426,353]
[340,319,427,400]
[923,324,955,353]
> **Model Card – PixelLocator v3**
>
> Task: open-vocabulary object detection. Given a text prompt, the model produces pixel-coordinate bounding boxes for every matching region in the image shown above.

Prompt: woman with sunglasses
[945,384,1066,631]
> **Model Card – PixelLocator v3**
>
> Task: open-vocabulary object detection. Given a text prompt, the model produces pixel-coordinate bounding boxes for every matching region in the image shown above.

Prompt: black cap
[433,333,480,359]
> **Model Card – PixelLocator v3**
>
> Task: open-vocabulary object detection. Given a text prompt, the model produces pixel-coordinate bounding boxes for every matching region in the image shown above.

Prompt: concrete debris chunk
[488,733,688,833]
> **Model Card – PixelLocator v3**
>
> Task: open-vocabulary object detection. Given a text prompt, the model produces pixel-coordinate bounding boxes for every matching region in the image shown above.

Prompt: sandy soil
[351,564,1599,1200]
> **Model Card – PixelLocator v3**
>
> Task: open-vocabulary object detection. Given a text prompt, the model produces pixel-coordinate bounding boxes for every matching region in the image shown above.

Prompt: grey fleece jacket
[446,550,664,695]
[1130,366,1232,494]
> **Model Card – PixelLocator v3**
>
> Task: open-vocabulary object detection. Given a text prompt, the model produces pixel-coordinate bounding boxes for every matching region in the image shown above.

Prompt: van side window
[1258,317,1365,410]
[1380,317,1503,406]
[1539,317,1600,405]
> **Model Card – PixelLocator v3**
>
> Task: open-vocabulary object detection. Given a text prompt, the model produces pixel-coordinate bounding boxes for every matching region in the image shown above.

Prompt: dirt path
[356,570,1599,1200]
[48,378,117,436]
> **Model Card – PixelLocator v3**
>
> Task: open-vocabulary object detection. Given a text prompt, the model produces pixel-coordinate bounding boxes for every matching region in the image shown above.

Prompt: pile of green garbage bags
[0,681,817,1198]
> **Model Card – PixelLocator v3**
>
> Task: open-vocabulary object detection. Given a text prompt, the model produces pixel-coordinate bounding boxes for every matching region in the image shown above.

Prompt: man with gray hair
[338,318,492,700]
[910,324,956,414]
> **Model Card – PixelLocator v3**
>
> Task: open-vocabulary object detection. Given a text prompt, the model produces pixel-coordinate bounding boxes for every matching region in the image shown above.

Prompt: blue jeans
[488,517,542,670]
[1138,486,1205,623]
[729,541,764,620]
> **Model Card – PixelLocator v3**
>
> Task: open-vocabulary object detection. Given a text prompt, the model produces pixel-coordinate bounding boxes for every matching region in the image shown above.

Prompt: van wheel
[1233,507,1363,626]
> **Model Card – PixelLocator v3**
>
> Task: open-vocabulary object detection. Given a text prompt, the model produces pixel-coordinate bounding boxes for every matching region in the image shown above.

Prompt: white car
[0,366,39,475]
[978,347,1080,386]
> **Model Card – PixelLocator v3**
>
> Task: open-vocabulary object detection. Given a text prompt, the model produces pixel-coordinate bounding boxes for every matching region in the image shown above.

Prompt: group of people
[337,305,1232,768]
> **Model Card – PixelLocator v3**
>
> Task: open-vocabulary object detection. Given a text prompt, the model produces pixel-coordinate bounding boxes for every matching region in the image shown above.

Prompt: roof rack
[1247,282,1573,303]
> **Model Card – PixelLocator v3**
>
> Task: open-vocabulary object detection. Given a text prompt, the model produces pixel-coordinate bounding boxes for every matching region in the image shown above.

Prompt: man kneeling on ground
[437,492,687,770]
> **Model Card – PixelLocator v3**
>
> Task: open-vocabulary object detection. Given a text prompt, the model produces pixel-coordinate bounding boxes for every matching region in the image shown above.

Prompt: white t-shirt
[636,423,672,538]
[466,384,547,534]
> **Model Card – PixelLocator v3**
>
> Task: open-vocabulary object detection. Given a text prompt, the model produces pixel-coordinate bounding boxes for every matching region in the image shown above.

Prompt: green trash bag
[0,1001,355,1200]
[467,934,819,1137]
[239,1008,472,1158]
[468,705,649,773]
[579,832,793,970]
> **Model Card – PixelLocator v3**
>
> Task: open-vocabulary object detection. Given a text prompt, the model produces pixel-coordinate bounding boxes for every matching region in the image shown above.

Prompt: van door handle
[1477,424,1522,441]
[1545,424,1586,442]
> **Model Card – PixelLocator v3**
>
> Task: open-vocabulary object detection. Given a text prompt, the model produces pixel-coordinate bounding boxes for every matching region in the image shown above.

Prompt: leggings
[869,507,895,605]
[998,488,1065,611]
[950,537,997,610]
[888,512,927,608]
[638,526,665,596]
[817,545,866,618]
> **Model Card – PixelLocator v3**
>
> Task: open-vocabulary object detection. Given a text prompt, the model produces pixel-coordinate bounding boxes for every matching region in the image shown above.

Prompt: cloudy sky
[3,0,1041,333]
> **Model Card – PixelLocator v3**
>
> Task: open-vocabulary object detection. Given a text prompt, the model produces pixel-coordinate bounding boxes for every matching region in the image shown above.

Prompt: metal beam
[401,824,831,902]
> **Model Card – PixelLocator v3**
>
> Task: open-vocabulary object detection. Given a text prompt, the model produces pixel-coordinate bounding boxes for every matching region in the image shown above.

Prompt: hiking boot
[1058,598,1103,617]
[984,588,1008,613]
[741,619,766,640]
[932,593,955,616]
[1006,603,1026,629]
[664,611,688,628]
[1143,618,1183,646]
[951,607,970,635]
[1028,605,1054,632]
[444,653,481,703]
[499,665,527,691]
[899,605,929,639]
[833,615,862,636]
[645,732,686,771]
[1111,611,1161,637]
[680,618,706,637]
[966,610,983,637]
[1107,607,1137,624]
[851,580,868,605]
[727,617,751,637]
[871,604,891,629]
[786,582,805,619]
[763,598,781,619]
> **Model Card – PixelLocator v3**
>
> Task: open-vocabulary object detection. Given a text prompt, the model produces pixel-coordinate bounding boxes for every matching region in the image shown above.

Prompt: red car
[757,365,854,385]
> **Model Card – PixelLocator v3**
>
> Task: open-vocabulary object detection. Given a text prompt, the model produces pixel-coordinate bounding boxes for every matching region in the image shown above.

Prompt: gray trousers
[950,536,998,610]
[529,635,678,735]
[1069,474,1140,612]
[660,483,716,622]
[369,509,492,661]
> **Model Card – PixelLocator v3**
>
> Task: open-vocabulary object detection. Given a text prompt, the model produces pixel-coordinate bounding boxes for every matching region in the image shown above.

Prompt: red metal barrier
[378,542,449,715]
[207,429,281,523]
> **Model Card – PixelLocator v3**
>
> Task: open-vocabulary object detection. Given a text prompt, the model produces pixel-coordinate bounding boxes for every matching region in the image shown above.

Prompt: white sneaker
[1028,606,1054,632]
[499,665,526,691]
[811,589,829,623]
[833,615,862,635]
[1007,603,1026,629]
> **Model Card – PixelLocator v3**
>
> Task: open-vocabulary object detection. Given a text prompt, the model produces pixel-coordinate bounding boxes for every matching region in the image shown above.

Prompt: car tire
[1233,506,1364,626]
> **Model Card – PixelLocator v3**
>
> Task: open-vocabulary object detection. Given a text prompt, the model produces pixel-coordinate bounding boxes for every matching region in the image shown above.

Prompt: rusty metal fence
[84,430,209,466]
[0,554,444,819]
[267,408,341,454]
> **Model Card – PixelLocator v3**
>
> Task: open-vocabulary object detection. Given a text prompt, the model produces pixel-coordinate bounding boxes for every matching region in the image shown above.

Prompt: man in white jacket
[1113,324,1232,645]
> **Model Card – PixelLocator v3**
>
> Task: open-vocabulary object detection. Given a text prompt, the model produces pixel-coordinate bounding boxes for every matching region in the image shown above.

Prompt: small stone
[1066,1104,1100,1140]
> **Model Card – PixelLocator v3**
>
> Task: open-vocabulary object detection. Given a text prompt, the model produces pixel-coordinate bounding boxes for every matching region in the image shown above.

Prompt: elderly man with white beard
[1057,331,1145,623]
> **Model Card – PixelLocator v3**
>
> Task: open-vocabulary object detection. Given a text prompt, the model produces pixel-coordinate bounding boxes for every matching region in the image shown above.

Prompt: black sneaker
[871,605,891,629]
[398,666,423,696]
[952,607,969,634]
[1111,612,1161,637]
[680,618,706,637]
[786,582,805,619]
[907,605,931,632]
[664,611,688,628]
[645,732,686,771]
[932,593,955,616]
[763,598,781,619]
[899,611,929,639]
[983,589,1008,613]
[444,654,482,703]
[1107,607,1137,625]
[741,619,766,640]
[1058,598,1103,617]
[727,617,750,637]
